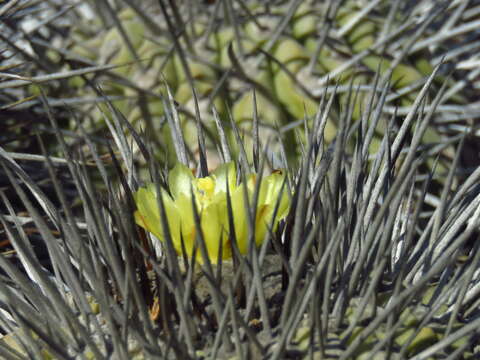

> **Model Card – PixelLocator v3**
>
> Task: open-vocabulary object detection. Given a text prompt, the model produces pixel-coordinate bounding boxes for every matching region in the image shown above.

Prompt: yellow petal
[231,185,249,254]
[254,204,270,246]
[157,188,182,247]
[134,185,162,239]
[200,202,229,264]
[267,173,290,219]
[255,171,290,244]
[168,162,194,199]
[134,184,182,254]
[212,162,237,195]
[261,171,287,205]
[175,192,196,257]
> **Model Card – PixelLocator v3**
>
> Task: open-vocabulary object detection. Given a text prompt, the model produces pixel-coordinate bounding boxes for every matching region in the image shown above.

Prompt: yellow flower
[134,162,290,264]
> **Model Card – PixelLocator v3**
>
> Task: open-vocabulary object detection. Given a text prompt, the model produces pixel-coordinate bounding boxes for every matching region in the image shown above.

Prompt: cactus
[1,0,480,359]
[53,0,472,168]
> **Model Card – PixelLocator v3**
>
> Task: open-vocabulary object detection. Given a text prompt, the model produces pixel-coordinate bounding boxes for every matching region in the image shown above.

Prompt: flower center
[195,177,216,205]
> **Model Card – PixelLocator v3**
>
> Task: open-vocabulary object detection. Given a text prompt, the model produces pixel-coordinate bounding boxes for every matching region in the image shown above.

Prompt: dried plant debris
[0,0,479,359]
